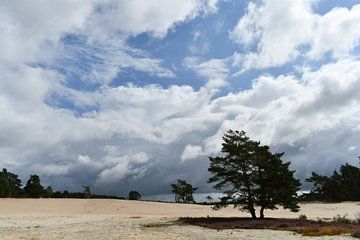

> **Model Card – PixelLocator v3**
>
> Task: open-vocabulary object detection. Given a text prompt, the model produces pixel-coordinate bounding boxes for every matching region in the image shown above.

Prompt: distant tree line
[302,163,360,202]
[0,169,124,199]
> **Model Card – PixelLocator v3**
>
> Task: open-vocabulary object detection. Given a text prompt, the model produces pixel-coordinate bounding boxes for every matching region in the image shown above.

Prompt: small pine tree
[82,185,91,199]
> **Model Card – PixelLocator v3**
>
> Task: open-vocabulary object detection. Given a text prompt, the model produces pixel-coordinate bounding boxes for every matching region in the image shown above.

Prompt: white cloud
[230,0,315,69]
[0,0,96,65]
[0,0,217,84]
[348,146,357,152]
[189,59,360,166]
[96,150,151,185]
[230,0,360,70]
[184,57,230,89]
[188,30,210,55]
[33,163,71,177]
[308,4,360,59]
[1,58,360,193]
[89,0,218,39]
[181,145,204,161]
[58,39,175,85]
[93,84,222,144]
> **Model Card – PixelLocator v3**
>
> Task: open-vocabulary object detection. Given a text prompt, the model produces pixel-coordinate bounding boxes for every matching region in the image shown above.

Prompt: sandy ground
[0,199,359,240]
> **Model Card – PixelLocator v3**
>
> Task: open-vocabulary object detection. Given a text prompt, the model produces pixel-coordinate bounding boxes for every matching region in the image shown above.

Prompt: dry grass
[288,226,353,236]
[179,217,360,237]
[141,222,173,228]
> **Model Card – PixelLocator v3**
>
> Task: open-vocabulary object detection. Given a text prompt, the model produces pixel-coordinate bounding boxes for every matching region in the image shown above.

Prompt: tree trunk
[247,194,257,219]
[260,206,265,219]
[249,205,257,219]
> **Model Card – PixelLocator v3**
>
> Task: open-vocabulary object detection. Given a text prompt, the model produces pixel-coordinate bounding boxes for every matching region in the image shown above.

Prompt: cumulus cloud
[181,145,204,161]
[308,4,360,59]
[182,59,360,174]
[230,0,315,69]
[230,0,360,70]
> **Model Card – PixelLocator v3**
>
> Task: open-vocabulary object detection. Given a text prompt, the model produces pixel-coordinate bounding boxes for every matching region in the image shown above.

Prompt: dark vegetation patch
[141,222,174,228]
[178,217,360,237]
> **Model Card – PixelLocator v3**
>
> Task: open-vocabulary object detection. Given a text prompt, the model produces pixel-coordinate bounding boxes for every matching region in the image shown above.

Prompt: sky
[1,0,360,197]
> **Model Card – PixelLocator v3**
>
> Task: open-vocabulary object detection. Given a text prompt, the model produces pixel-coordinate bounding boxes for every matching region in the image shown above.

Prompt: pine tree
[0,168,22,197]
[24,175,44,198]
[208,130,300,219]
[171,179,198,203]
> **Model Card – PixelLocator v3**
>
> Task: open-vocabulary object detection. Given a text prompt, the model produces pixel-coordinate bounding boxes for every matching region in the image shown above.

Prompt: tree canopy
[0,168,22,197]
[305,163,360,201]
[0,169,125,199]
[171,179,198,203]
[208,130,300,219]
[23,175,44,198]
[128,190,141,200]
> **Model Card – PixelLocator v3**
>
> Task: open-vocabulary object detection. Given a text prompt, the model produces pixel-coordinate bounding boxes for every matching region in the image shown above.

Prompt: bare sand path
[0,199,358,239]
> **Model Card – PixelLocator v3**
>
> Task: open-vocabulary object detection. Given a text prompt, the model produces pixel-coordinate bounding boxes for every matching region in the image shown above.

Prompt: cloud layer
[0,0,359,196]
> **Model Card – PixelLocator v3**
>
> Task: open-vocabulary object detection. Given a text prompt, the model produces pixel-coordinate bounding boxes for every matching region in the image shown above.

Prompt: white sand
[0,199,358,239]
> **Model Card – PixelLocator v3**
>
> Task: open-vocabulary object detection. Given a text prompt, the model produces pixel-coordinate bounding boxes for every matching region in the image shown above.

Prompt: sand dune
[0,199,358,239]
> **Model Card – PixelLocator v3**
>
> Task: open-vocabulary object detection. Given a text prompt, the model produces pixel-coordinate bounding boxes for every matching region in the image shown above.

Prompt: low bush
[333,214,352,224]
[352,231,360,238]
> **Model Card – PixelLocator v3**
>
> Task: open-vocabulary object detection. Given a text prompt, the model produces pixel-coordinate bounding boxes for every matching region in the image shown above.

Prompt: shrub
[298,214,307,221]
[332,214,352,224]
[352,231,360,238]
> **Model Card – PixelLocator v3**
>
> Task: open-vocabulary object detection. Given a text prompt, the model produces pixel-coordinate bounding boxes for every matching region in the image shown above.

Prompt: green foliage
[305,163,360,201]
[208,130,301,219]
[171,179,198,203]
[23,175,44,198]
[0,168,22,197]
[128,190,141,200]
[0,168,125,199]
[332,214,352,224]
[299,214,308,221]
